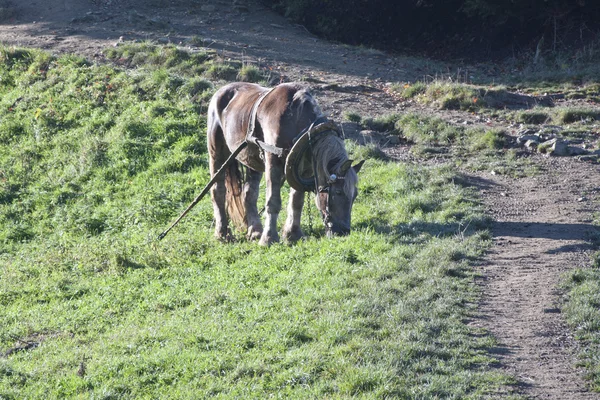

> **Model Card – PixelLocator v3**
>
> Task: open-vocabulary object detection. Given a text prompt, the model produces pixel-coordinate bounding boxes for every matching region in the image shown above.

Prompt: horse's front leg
[259,155,284,246]
[282,188,305,243]
[244,168,263,241]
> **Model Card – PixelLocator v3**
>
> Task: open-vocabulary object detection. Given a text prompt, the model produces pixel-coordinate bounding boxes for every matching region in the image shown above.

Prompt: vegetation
[564,251,600,391]
[0,44,515,398]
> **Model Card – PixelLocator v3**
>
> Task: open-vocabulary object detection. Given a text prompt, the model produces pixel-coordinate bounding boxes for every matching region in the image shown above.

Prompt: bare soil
[2,0,599,398]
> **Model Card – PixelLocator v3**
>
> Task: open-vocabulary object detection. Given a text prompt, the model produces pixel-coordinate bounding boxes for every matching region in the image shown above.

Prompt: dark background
[260,0,600,60]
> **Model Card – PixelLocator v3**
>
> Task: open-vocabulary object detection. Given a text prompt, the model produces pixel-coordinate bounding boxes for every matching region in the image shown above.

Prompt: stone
[387,135,400,145]
[359,130,385,144]
[542,139,569,157]
[517,128,537,137]
[567,146,589,156]
[578,155,599,163]
[517,134,540,145]
[524,140,538,150]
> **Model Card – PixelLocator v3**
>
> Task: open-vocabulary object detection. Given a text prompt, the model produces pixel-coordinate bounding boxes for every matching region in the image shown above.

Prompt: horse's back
[209,82,319,147]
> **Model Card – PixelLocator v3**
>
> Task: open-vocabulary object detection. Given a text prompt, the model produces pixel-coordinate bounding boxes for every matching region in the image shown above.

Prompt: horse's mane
[312,135,358,197]
[292,87,323,122]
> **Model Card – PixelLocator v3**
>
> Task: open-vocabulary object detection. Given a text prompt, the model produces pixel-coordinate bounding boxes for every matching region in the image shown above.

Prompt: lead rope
[307,128,318,235]
[305,191,314,235]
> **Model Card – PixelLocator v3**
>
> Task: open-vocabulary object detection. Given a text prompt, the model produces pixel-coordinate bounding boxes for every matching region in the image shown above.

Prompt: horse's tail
[225,158,247,230]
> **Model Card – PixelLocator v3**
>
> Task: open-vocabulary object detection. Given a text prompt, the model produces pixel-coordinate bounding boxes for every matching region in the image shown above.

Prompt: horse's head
[316,159,365,237]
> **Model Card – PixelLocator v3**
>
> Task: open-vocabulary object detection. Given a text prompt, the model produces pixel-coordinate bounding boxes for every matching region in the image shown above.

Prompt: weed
[515,110,551,124]
[237,65,263,83]
[553,107,600,124]
[467,128,508,151]
[362,113,402,133]
[391,81,427,98]
[343,111,362,123]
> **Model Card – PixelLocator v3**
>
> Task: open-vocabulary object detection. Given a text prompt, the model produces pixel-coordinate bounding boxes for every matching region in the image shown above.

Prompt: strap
[255,139,286,157]
[246,87,276,142]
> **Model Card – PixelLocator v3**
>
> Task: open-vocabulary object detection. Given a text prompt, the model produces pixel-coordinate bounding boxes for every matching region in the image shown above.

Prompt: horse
[206,82,364,246]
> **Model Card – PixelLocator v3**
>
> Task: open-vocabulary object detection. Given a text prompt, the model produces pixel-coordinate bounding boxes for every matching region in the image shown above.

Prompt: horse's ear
[353,160,365,174]
[340,159,353,174]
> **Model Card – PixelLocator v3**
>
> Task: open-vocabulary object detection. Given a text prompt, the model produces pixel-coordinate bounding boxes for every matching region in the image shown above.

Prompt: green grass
[563,252,600,391]
[553,107,600,124]
[514,109,551,124]
[0,45,514,398]
[392,81,520,112]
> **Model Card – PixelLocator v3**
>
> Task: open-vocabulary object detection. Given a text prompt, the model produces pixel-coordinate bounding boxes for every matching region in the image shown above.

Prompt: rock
[359,130,385,144]
[524,140,538,150]
[578,155,599,163]
[568,146,589,156]
[539,138,569,156]
[387,135,400,145]
[517,128,538,137]
[517,134,540,145]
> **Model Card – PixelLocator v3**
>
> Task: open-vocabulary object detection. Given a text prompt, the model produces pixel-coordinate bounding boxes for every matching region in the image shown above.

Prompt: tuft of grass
[237,64,264,83]
[343,111,362,123]
[105,42,210,71]
[346,141,386,160]
[553,107,600,124]
[418,81,485,111]
[362,113,402,133]
[466,128,508,152]
[515,110,550,124]
[390,81,427,99]
[204,61,240,81]
[396,113,461,145]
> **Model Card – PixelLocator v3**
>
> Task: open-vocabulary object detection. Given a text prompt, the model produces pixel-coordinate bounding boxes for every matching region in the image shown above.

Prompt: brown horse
[207,82,364,246]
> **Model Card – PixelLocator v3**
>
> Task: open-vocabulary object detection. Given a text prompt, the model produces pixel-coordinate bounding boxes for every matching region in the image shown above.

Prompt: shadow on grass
[355,218,489,243]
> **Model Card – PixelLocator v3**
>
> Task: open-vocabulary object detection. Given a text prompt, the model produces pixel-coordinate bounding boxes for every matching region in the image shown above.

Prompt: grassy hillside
[0,44,514,398]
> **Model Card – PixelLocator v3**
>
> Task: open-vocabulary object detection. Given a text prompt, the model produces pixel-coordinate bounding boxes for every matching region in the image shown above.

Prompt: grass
[563,251,600,391]
[0,44,514,398]
[553,107,600,124]
[514,109,551,124]
[392,81,521,112]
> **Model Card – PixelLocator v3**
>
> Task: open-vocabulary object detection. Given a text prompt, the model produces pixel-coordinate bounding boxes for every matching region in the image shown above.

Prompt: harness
[245,88,344,195]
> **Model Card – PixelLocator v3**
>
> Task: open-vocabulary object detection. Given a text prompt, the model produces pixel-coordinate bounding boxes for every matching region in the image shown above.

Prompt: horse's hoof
[247,225,263,241]
[215,230,235,243]
[259,233,278,246]
[282,227,304,243]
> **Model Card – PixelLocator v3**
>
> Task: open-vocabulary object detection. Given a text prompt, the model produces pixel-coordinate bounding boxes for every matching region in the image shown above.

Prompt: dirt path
[473,158,600,399]
[2,1,600,398]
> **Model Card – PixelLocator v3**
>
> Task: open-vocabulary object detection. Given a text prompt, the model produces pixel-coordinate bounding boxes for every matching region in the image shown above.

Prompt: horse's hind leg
[244,168,263,240]
[207,121,230,240]
[259,155,284,246]
[282,188,305,243]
